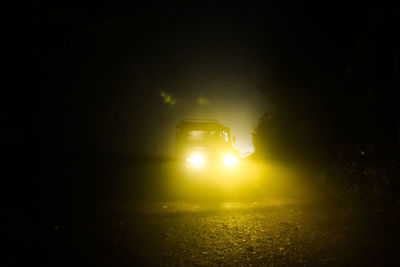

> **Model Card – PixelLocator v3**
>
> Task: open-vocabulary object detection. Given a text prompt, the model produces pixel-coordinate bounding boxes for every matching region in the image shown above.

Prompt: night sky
[9,2,398,157]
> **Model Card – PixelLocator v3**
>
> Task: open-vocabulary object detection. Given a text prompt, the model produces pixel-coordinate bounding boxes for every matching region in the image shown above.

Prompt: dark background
[9,3,399,157]
[5,2,400,262]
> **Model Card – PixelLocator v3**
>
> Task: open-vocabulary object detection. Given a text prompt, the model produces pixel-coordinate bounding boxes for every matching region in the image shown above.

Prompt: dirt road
[44,198,396,266]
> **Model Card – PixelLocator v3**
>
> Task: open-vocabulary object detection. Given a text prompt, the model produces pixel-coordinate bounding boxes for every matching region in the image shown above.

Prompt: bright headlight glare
[186,154,205,168]
[223,154,239,167]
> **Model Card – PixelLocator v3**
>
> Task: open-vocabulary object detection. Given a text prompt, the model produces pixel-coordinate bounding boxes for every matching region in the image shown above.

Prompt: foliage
[252,6,400,212]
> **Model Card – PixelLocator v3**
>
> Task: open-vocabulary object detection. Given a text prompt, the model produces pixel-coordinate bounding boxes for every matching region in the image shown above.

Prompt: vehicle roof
[176,119,229,131]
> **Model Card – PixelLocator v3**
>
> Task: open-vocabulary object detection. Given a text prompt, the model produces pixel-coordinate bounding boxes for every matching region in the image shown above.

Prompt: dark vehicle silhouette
[175,119,240,169]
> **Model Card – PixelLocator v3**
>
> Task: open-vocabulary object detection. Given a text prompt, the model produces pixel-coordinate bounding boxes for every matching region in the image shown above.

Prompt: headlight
[223,154,239,167]
[186,154,205,168]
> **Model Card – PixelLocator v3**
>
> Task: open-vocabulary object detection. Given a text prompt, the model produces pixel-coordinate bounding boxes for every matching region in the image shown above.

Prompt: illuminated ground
[46,199,396,266]
[41,158,397,266]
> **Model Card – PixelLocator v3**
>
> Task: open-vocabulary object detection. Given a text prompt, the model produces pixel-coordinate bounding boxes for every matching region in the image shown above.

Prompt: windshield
[185,130,230,143]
